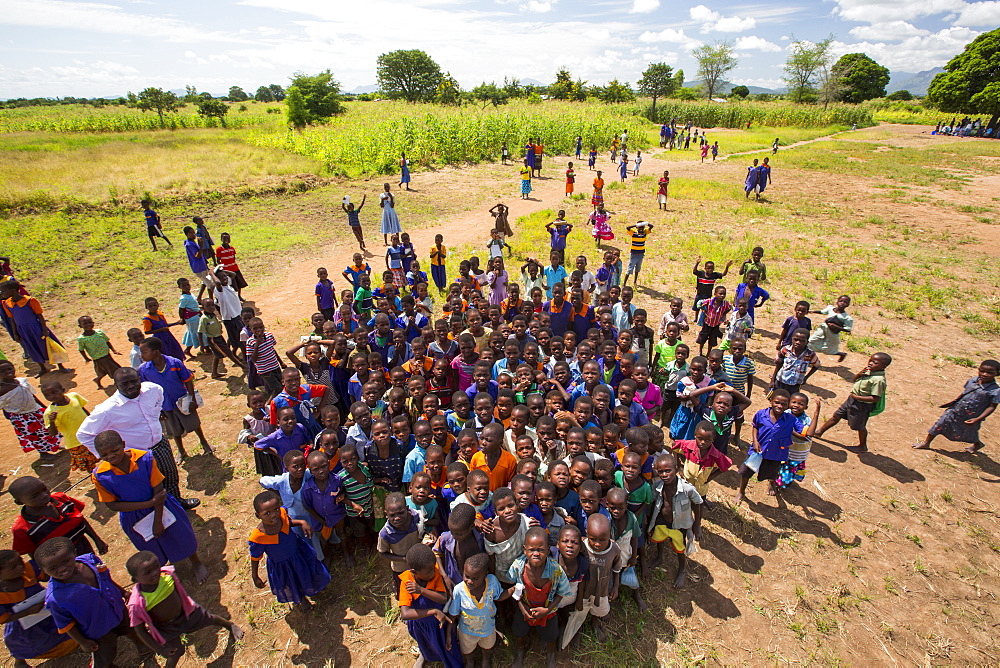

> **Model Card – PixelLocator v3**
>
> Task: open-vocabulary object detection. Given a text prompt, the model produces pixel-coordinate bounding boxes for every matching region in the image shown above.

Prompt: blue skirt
[267,532,331,604]
[120,494,198,565]
[401,165,411,184]
[670,404,699,441]
[405,597,463,668]
[182,315,202,347]
[521,180,532,195]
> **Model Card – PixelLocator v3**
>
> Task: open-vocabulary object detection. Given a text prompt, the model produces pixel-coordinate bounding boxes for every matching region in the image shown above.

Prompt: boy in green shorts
[814,353,890,453]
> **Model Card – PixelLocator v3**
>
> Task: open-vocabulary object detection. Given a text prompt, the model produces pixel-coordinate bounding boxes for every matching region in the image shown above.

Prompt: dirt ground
[2,123,999,667]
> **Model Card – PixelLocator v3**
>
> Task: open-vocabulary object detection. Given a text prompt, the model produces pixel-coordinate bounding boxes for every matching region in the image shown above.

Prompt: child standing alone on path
[342,195,367,251]
[142,200,171,250]
[914,359,999,453]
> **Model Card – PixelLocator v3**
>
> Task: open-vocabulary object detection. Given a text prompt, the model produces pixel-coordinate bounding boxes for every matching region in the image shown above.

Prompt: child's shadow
[808,438,849,463]
[286,605,352,666]
[182,453,234,496]
[658,557,741,620]
[753,499,860,549]
[637,285,675,302]
[82,486,117,525]
[708,499,781,552]
[857,450,926,484]
[931,448,1000,481]
[700,526,765,574]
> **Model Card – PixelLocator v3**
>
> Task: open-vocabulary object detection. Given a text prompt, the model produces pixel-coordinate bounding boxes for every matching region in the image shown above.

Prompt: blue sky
[0,0,996,98]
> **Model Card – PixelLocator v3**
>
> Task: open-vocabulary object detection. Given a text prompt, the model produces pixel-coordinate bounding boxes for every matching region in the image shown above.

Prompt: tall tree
[254,86,275,102]
[831,53,889,103]
[927,28,1000,127]
[268,84,286,102]
[692,43,737,100]
[377,50,443,102]
[471,82,509,108]
[783,36,834,103]
[126,87,180,126]
[637,62,676,117]
[183,85,200,103]
[730,85,750,98]
[433,72,463,106]
[228,86,249,102]
[601,79,635,104]
[285,87,309,129]
[549,69,574,100]
[287,70,344,122]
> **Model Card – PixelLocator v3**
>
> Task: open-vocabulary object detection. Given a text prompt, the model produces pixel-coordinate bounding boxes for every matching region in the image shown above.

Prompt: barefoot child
[76,316,121,389]
[126,550,243,667]
[41,380,99,471]
[177,278,204,360]
[808,295,853,363]
[483,488,530,587]
[0,550,77,667]
[671,421,732,507]
[249,490,331,609]
[198,299,245,379]
[814,353,890,453]
[302,450,354,567]
[337,444,376,557]
[606,487,646,612]
[92,431,209,583]
[914,359,999,454]
[648,452,703,587]
[735,390,795,504]
[34,538,133,668]
[398,543,463,668]
[446,552,510,666]
[9,476,108,558]
[777,394,820,487]
[508,526,571,668]
[561,513,619,648]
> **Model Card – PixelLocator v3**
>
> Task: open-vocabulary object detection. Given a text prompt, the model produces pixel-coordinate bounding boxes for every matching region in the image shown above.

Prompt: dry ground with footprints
[1,123,999,667]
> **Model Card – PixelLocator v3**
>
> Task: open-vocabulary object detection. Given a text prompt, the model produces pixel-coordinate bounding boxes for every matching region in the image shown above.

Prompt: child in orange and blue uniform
[398,543,463,668]
[249,490,331,609]
[0,549,77,666]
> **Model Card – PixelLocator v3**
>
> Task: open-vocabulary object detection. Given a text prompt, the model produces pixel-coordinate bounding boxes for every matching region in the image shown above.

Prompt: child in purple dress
[0,550,77,666]
[141,297,184,360]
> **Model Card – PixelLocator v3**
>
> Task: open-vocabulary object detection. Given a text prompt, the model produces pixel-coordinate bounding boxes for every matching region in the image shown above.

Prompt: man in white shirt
[77,367,200,509]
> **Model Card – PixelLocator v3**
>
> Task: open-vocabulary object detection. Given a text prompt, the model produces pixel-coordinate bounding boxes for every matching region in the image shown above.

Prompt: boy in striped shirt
[247,317,286,400]
[622,221,654,287]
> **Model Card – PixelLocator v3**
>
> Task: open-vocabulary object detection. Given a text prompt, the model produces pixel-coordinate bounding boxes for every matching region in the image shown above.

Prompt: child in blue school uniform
[0,549,77,666]
[249,490,331,610]
[398,543,463,668]
[35,538,133,668]
[735,389,796,504]
[91,431,209,584]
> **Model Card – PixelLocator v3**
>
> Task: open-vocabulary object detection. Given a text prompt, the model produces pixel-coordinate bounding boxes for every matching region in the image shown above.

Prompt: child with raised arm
[398,543,463,668]
[815,353,891,453]
[215,232,248,299]
[777,393,820,487]
[76,315,121,389]
[126,550,243,667]
[91,431,209,582]
[342,194,368,251]
[141,199,171,249]
[249,490,331,609]
[914,359,999,454]
[34,538,133,668]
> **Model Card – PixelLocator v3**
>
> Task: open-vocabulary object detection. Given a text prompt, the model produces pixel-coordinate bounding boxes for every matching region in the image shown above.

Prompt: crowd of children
[1,142,997,667]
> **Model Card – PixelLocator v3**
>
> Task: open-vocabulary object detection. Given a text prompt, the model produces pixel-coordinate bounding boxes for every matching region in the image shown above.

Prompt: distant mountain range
[682,80,785,95]
[885,68,944,96]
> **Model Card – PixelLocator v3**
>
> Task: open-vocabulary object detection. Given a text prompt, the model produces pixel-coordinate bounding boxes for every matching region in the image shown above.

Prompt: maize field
[643,100,875,128]
[0,102,280,133]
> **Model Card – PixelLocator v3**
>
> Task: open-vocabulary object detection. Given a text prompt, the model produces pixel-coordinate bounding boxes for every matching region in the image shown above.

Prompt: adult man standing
[77,367,200,509]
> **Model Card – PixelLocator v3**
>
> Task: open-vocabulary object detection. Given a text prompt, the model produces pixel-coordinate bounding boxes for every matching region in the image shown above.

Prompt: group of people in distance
[1,134,998,668]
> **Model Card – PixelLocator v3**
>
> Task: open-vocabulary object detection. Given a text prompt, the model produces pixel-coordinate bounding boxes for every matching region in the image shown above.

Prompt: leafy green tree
[254,86,275,102]
[783,37,834,103]
[970,82,1000,125]
[502,77,524,99]
[693,43,737,99]
[831,53,889,103]
[601,79,635,104]
[268,84,286,102]
[569,79,588,102]
[377,50,443,102]
[196,98,229,126]
[675,86,700,101]
[673,69,685,93]
[126,87,180,126]
[637,62,676,117]
[730,85,750,99]
[287,70,345,121]
[927,28,1000,127]
[470,82,509,108]
[886,90,913,101]
[228,86,249,102]
[285,87,309,129]
[183,85,200,103]
[433,72,463,106]
[549,69,574,100]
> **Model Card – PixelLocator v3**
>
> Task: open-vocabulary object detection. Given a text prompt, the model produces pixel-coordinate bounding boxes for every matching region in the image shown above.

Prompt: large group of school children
[1,138,999,668]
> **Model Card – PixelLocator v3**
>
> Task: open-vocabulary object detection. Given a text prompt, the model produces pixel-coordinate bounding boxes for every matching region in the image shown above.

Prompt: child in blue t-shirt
[446,552,511,665]
[735,390,797,504]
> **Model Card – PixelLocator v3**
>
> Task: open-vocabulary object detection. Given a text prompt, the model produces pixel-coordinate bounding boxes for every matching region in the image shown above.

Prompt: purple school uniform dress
[45,553,126,642]
[1,562,74,660]
[248,508,331,604]
[1,296,63,365]
[92,449,198,565]
[141,311,184,359]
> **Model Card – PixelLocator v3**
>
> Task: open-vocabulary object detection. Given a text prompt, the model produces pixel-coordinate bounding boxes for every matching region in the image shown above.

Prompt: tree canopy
[783,37,833,103]
[196,98,229,125]
[470,82,509,108]
[254,86,274,102]
[637,63,676,115]
[692,43,737,100]
[433,72,462,106]
[377,50,443,103]
[126,87,180,125]
[730,85,749,99]
[831,53,889,103]
[927,27,1000,118]
[600,79,635,104]
[286,70,344,123]
[228,86,249,102]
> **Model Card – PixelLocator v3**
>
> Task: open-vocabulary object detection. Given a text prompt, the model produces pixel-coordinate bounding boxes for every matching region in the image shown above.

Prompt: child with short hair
[736,390,796,504]
[695,285,732,356]
[315,267,338,322]
[247,317,286,400]
[249,490,331,609]
[446,551,509,666]
[648,452,703,587]
[778,394,820,487]
[41,380,99,472]
[302,450,353,567]
[398,543,463,667]
[671,420,732,508]
[127,327,145,369]
[434,501,485,591]
[561,513,620,647]
[808,295,853,363]
[337,445,376,557]
[76,315,121,389]
[915,359,1000,454]
[142,199,171,250]
[508,526,572,666]
[0,549,77,665]
[9,475,108,557]
[126,550,243,666]
[378,492,423,587]
[215,232,248,298]
[777,300,812,349]
[34,538,133,667]
[814,353,891,453]
[771,328,820,395]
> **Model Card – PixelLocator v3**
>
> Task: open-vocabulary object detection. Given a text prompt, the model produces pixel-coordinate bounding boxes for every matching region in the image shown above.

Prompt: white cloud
[831,26,981,71]
[848,21,930,40]
[688,4,756,32]
[832,0,965,23]
[630,0,660,13]
[520,0,553,12]
[954,0,1000,25]
[1,0,238,43]
[733,35,782,52]
[637,28,702,49]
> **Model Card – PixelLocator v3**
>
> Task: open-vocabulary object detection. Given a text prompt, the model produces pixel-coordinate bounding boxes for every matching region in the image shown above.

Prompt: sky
[0,0,997,98]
